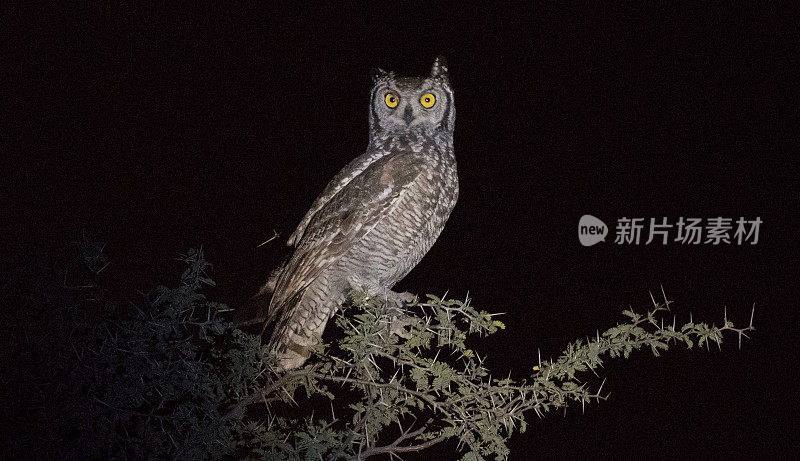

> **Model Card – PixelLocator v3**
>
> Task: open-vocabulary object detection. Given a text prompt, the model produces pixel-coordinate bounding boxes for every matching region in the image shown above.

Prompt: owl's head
[368,56,454,137]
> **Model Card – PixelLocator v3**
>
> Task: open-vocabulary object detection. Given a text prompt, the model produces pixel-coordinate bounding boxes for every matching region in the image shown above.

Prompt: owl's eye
[385,93,399,108]
[420,93,436,108]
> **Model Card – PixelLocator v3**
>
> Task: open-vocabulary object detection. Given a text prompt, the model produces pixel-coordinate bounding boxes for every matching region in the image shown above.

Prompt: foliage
[0,245,754,460]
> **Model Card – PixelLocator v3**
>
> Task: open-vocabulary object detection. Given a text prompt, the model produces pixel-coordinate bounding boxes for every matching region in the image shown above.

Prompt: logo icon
[579,215,608,246]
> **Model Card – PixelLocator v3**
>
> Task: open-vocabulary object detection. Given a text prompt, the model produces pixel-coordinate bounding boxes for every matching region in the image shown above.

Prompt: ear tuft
[370,67,390,83]
[430,56,449,80]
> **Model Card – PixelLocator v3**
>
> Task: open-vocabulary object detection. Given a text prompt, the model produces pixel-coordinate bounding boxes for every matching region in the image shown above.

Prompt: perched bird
[251,57,458,369]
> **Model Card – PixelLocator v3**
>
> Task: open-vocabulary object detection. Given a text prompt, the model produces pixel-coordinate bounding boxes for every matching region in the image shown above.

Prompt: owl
[252,56,458,369]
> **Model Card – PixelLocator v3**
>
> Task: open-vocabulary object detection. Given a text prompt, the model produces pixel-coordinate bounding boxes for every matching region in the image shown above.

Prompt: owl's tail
[236,261,336,370]
[263,290,315,370]
[235,294,315,370]
[233,281,314,370]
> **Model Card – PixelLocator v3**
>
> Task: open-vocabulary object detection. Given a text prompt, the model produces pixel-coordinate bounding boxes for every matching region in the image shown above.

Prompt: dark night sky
[5,3,798,459]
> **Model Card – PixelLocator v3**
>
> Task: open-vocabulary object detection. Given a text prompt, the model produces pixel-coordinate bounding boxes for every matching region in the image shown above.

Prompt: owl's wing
[267,151,424,326]
[286,150,393,247]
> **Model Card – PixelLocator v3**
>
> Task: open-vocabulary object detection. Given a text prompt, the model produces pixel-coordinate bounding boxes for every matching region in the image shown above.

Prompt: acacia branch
[359,419,446,459]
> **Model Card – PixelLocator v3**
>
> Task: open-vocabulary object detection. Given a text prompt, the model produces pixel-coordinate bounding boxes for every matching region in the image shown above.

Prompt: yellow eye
[385,93,399,108]
[420,93,436,108]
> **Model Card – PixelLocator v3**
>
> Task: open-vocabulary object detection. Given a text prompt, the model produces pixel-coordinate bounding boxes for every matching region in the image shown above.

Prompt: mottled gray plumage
[257,57,458,369]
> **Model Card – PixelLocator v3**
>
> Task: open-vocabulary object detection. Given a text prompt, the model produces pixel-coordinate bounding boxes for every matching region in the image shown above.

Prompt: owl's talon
[386,290,418,307]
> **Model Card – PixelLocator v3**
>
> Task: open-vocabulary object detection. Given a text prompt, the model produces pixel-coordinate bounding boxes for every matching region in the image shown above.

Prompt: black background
[5,3,798,459]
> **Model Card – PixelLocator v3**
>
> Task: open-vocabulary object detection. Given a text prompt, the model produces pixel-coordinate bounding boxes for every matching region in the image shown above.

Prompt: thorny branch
[232,287,754,459]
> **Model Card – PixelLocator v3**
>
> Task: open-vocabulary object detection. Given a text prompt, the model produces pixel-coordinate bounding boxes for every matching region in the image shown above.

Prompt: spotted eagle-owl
[253,56,457,369]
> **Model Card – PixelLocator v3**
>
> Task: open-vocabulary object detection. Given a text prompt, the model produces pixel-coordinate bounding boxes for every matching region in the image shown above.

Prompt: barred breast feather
[264,141,457,369]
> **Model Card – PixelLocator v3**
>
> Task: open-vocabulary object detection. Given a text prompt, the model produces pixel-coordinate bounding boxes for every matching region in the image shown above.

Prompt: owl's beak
[403,105,414,126]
